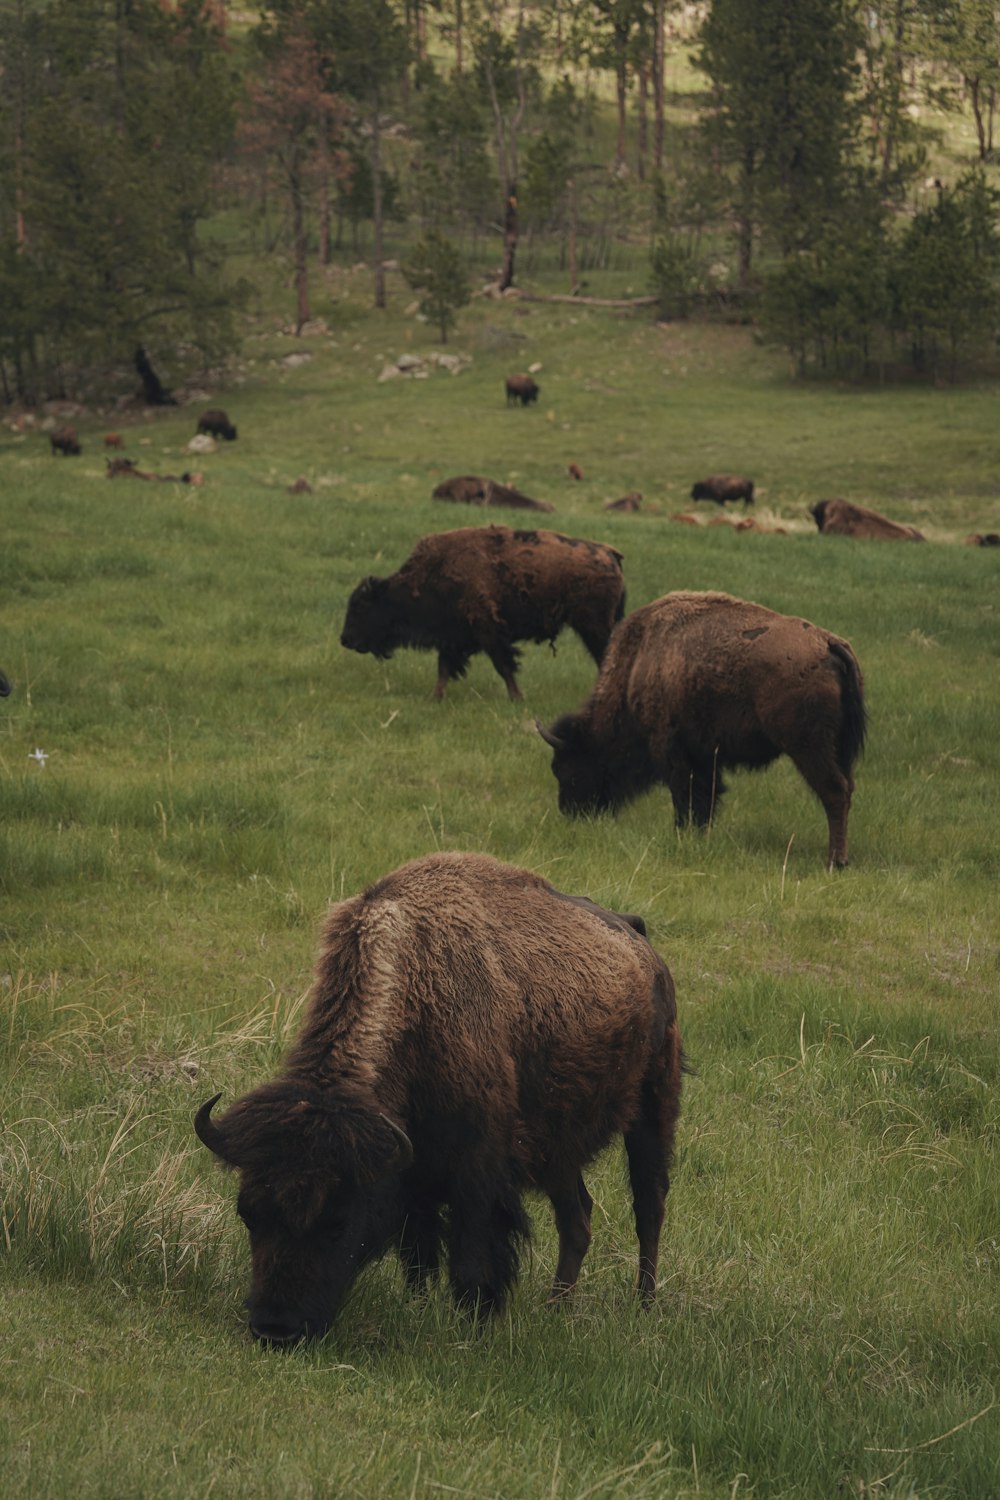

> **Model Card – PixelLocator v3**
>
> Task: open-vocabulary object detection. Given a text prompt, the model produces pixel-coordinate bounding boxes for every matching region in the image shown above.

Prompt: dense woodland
[2,0,1000,399]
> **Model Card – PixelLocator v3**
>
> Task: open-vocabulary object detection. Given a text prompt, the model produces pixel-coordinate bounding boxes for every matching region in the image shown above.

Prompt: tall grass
[1,286,998,1498]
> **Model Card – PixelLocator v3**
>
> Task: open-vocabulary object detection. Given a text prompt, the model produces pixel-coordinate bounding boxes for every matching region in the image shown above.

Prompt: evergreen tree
[402,230,470,342]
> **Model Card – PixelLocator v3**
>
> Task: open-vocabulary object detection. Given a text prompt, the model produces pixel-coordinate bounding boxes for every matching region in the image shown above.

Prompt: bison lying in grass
[810,498,924,541]
[341,524,625,700]
[432,475,554,512]
[538,590,866,869]
[195,850,682,1343]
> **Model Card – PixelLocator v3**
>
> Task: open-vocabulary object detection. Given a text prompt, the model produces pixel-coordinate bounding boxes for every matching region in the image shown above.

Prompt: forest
[2,0,1000,400]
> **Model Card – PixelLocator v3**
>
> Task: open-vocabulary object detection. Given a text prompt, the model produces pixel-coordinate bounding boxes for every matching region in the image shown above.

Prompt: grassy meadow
[2,278,999,1499]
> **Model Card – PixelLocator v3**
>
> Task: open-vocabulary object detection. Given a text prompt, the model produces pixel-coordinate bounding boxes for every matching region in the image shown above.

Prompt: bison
[0,668,11,698]
[605,492,643,513]
[809,498,924,541]
[432,475,554,513]
[690,474,754,507]
[537,590,866,869]
[194,850,682,1344]
[965,532,1000,547]
[197,408,238,441]
[341,524,625,701]
[49,425,81,456]
[506,374,540,407]
[104,432,124,449]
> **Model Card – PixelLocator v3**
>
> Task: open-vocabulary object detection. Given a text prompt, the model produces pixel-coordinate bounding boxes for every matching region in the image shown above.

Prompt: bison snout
[248,1311,313,1346]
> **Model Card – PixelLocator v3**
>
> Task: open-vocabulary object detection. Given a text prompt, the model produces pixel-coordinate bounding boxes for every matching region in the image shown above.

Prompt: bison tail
[830,641,867,772]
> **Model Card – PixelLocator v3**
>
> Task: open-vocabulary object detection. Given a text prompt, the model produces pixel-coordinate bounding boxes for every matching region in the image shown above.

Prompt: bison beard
[194,852,682,1344]
[539,590,866,869]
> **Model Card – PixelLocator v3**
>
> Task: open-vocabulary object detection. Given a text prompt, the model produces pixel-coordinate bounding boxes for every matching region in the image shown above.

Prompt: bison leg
[573,621,613,667]
[399,1197,442,1295]
[432,647,471,701]
[624,1044,681,1305]
[665,755,726,829]
[484,642,523,701]
[446,1175,530,1318]
[546,1174,593,1302]
[789,753,854,868]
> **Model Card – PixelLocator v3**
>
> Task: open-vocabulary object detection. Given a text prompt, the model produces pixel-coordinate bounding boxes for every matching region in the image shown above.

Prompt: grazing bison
[50,425,81,456]
[690,474,754,507]
[341,525,625,701]
[195,850,683,1344]
[506,374,540,407]
[432,475,553,513]
[810,498,924,541]
[197,408,238,441]
[537,590,866,869]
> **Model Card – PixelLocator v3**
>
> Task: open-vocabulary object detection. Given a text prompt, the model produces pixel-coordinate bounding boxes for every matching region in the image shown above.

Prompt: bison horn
[379,1113,414,1172]
[194,1092,230,1159]
[535,718,564,751]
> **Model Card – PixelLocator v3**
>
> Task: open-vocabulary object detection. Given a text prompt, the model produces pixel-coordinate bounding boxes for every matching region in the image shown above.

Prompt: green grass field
[2,281,999,1498]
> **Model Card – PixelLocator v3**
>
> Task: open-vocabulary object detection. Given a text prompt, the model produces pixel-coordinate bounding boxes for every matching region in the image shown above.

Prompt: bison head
[340,575,400,660]
[536,714,617,815]
[195,1083,412,1345]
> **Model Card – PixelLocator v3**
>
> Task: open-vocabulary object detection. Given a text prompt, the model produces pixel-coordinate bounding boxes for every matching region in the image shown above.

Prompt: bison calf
[538,590,866,869]
[195,851,682,1343]
[506,374,539,407]
[690,474,754,507]
[341,524,625,701]
[50,425,81,456]
[197,408,238,441]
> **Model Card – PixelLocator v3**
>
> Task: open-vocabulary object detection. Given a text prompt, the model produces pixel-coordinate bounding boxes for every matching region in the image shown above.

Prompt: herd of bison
[17,366,994,1346]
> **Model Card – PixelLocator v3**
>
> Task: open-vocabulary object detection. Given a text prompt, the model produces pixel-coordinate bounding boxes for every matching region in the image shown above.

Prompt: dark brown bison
[605,492,643,513]
[810,498,924,541]
[197,408,238,441]
[432,475,554,513]
[341,525,625,700]
[194,850,682,1344]
[506,374,540,407]
[49,425,81,456]
[538,590,866,869]
[106,457,193,483]
[690,474,754,506]
[965,532,1000,547]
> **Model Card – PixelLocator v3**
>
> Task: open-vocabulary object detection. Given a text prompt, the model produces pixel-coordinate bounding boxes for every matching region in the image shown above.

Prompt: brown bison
[690,474,754,506]
[605,492,643,513]
[568,462,583,481]
[538,591,866,869]
[506,374,540,407]
[50,425,81,456]
[197,407,238,441]
[104,432,124,449]
[194,850,683,1344]
[341,525,625,700]
[965,532,1000,547]
[432,475,554,513]
[810,498,924,541]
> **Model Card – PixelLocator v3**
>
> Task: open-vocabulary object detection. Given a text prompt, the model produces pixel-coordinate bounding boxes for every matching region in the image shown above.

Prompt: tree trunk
[653,0,665,172]
[567,173,578,293]
[968,75,987,160]
[318,116,331,265]
[291,162,310,333]
[454,0,463,73]
[499,182,518,291]
[637,61,648,180]
[615,32,628,167]
[737,147,755,287]
[372,93,386,309]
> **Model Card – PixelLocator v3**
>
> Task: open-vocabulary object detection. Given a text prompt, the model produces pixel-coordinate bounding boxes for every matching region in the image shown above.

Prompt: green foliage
[401,229,471,342]
[0,0,241,399]
[409,70,496,232]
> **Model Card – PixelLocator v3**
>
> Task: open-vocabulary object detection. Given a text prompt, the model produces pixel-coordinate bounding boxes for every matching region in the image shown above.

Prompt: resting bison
[197,408,238,441]
[195,850,682,1343]
[432,475,554,513]
[538,590,866,869]
[690,474,754,507]
[50,425,81,456]
[605,492,642,513]
[342,525,624,701]
[965,532,1000,547]
[810,498,924,542]
[506,374,539,407]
